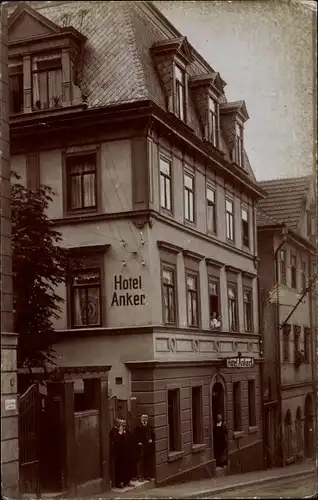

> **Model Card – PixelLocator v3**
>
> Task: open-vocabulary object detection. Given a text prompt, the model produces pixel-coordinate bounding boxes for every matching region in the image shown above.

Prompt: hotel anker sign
[225,357,254,368]
[111,275,146,306]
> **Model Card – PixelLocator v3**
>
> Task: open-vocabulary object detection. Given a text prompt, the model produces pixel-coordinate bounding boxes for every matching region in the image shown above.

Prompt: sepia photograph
[0,0,317,498]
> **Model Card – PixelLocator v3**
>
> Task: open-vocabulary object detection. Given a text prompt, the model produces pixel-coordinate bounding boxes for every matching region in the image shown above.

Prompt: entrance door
[212,382,224,425]
[304,394,314,458]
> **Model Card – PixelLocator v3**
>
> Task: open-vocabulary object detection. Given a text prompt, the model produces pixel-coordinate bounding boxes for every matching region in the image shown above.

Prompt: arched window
[284,410,293,461]
[295,407,303,457]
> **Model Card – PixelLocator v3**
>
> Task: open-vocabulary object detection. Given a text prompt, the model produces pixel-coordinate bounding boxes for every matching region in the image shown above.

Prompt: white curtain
[32,54,62,110]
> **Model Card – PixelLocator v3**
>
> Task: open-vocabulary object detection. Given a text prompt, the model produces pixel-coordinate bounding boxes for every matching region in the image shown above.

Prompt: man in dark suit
[135,414,155,481]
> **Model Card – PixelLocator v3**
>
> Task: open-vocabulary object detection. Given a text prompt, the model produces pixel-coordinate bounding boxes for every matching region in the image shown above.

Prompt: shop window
[168,388,181,452]
[192,386,203,445]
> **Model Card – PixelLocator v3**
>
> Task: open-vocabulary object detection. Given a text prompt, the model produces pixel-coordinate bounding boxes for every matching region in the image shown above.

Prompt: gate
[19,383,41,497]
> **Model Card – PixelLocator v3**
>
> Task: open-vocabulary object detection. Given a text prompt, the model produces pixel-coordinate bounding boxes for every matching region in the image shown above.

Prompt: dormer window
[208,96,218,147]
[32,55,62,111]
[9,64,24,114]
[234,122,244,167]
[175,64,186,121]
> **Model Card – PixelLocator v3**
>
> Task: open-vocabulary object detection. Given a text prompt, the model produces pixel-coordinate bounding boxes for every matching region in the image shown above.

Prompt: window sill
[168,450,184,462]
[65,208,99,218]
[192,443,207,453]
[160,207,174,217]
[233,430,244,439]
[248,425,258,434]
[226,238,235,246]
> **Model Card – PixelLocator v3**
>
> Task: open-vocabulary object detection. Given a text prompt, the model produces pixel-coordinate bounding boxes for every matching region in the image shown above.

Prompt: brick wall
[1,6,19,497]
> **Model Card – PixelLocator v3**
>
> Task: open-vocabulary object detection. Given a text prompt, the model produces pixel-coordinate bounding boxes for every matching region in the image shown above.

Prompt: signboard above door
[225,357,254,369]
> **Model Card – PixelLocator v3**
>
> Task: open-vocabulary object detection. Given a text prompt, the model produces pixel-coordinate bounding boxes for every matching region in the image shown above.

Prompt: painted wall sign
[4,398,17,411]
[111,275,146,307]
[225,357,254,369]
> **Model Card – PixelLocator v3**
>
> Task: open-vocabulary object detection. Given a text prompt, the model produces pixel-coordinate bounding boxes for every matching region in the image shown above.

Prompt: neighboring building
[257,176,316,468]
[8,0,266,486]
[0,6,19,498]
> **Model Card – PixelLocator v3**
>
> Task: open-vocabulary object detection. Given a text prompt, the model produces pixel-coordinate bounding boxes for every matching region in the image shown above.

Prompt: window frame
[301,259,307,290]
[247,379,256,427]
[184,172,195,223]
[208,275,220,321]
[9,63,24,114]
[31,55,63,111]
[293,325,300,361]
[161,263,177,326]
[186,271,200,328]
[226,198,235,242]
[228,283,238,332]
[159,155,173,213]
[233,381,242,432]
[65,150,99,215]
[167,387,182,454]
[206,185,217,235]
[208,95,218,147]
[70,267,103,329]
[234,121,244,167]
[283,327,290,362]
[304,327,311,363]
[280,249,287,285]
[174,63,186,122]
[291,253,297,289]
[243,287,253,332]
[191,385,204,446]
[241,206,249,248]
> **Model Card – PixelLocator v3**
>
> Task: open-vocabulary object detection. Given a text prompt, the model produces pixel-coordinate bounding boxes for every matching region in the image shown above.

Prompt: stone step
[111,478,155,495]
[215,466,228,477]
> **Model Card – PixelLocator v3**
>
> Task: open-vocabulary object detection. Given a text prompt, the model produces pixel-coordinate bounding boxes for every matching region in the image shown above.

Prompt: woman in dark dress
[213,413,228,467]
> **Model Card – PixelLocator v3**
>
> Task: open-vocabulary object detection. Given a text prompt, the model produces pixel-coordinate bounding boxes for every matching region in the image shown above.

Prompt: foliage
[11,174,68,368]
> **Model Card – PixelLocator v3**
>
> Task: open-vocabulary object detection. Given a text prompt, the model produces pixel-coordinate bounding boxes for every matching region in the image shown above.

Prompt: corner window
[226,199,234,242]
[32,55,62,111]
[234,122,244,167]
[71,269,101,327]
[206,187,216,234]
[66,153,97,212]
[184,173,195,222]
[9,64,24,114]
[175,64,186,121]
[208,96,218,147]
[233,381,242,431]
[301,260,307,290]
[168,388,181,452]
[228,284,238,331]
[291,254,297,289]
[162,266,176,325]
[280,250,286,285]
[160,157,172,211]
[192,386,203,445]
[241,207,249,248]
[243,289,253,332]
[186,273,199,327]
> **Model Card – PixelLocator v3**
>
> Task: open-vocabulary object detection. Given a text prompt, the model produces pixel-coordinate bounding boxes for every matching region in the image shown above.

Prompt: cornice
[157,241,183,254]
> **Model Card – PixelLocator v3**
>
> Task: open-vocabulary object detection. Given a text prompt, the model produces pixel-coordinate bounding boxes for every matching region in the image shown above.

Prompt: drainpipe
[274,226,288,467]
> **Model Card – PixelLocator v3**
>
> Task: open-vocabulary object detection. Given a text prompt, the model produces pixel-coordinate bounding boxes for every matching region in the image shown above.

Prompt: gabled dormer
[189,72,226,148]
[8,4,87,116]
[220,100,249,168]
[151,36,193,124]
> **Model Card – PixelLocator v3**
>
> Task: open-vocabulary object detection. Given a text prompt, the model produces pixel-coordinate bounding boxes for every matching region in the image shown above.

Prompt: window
[226,199,234,241]
[184,173,195,222]
[234,122,244,167]
[206,187,216,234]
[280,250,286,285]
[248,380,256,427]
[162,266,176,324]
[306,211,313,237]
[241,207,249,248]
[283,326,290,362]
[192,386,203,445]
[243,289,253,331]
[66,153,97,211]
[168,389,181,452]
[233,382,242,431]
[32,55,62,111]
[291,254,297,289]
[228,285,238,331]
[71,269,101,327]
[208,276,220,319]
[9,64,24,114]
[304,328,311,363]
[160,157,172,211]
[301,260,307,290]
[208,96,218,147]
[175,64,186,121]
[294,325,300,360]
[186,274,199,327]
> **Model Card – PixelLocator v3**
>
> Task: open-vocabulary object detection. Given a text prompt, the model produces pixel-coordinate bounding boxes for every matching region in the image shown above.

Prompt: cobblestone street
[218,475,316,498]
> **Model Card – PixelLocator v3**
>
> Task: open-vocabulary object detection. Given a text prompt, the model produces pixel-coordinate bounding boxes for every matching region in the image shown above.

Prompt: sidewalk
[98,458,316,499]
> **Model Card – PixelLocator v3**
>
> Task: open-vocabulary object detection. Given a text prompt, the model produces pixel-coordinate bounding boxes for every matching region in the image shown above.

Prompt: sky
[154,0,316,181]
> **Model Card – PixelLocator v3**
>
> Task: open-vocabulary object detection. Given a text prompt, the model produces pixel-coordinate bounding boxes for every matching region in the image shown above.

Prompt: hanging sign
[225,357,254,369]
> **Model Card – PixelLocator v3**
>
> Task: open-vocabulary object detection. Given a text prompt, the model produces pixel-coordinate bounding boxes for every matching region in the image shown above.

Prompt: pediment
[9,4,60,43]
[178,36,193,63]
[152,36,193,63]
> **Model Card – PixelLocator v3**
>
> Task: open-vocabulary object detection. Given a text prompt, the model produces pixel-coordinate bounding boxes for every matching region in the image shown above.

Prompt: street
[210,474,317,499]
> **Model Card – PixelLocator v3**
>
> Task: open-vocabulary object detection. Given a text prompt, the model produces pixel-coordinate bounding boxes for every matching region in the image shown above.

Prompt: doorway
[212,382,224,425]
[265,405,277,468]
[304,394,314,458]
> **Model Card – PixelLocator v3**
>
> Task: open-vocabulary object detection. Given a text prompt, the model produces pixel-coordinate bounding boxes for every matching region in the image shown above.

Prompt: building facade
[257,176,316,468]
[0,6,19,498]
[9,1,266,485]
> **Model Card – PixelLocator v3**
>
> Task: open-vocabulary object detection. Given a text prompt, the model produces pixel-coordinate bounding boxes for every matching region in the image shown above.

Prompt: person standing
[109,419,119,487]
[135,414,155,481]
[213,413,228,467]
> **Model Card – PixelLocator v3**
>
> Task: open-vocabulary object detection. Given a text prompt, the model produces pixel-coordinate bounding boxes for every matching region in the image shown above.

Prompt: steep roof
[256,176,311,229]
